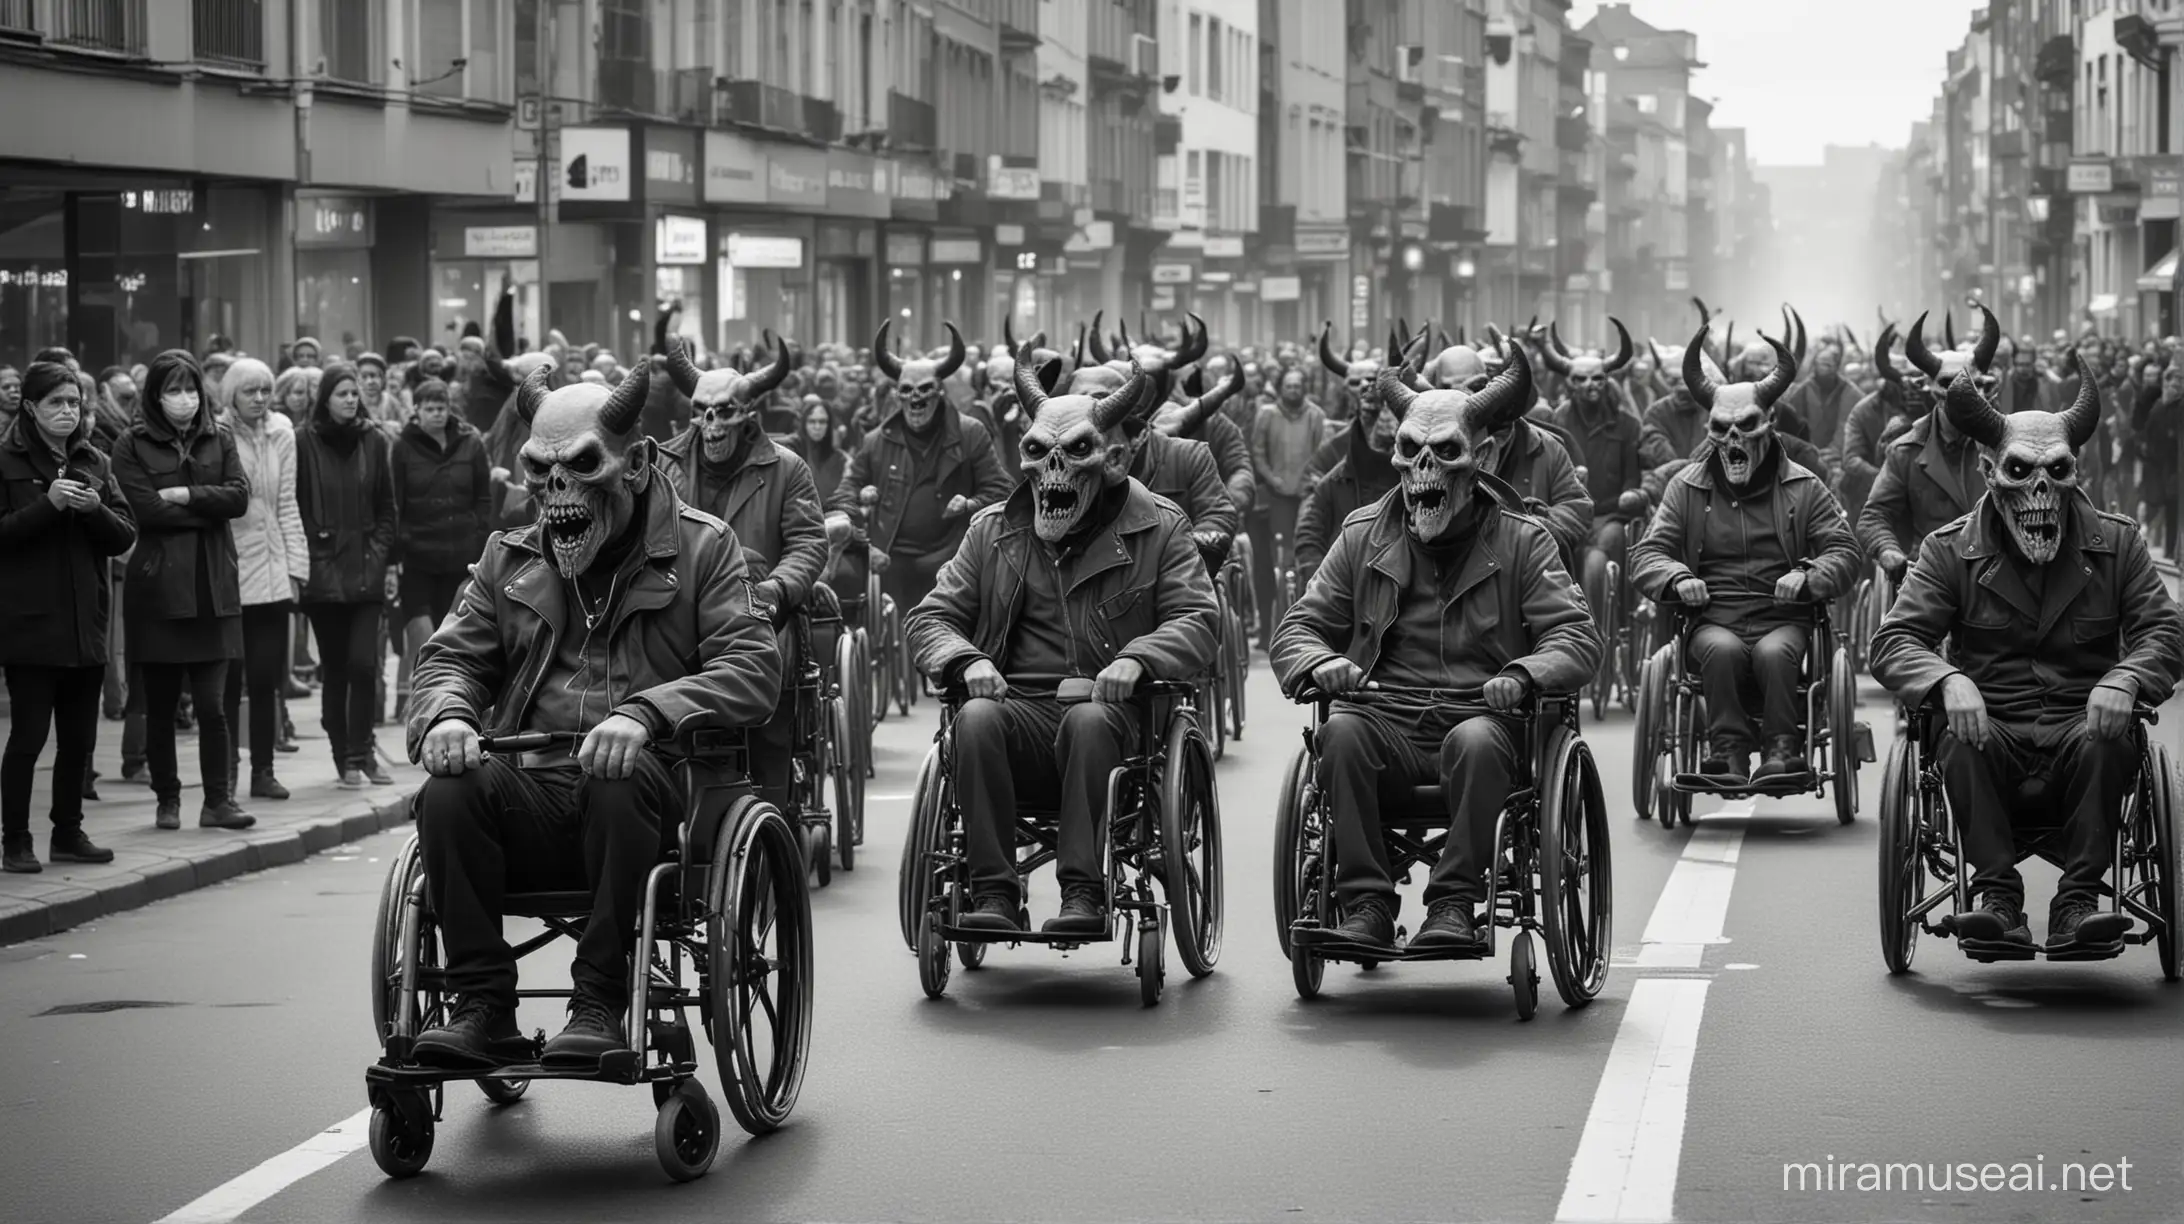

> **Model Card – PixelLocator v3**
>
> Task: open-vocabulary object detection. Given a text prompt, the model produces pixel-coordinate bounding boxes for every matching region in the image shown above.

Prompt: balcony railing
[889,90,936,149]
[0,0,35,35]
[722,79,840,142]
[51,0,146,54]
[597,57,655,114]
[193,0,262,67]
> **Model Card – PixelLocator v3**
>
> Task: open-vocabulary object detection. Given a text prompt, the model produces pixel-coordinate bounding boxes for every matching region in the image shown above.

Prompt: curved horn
[1013,342,1051,416]
[1072,322,1088,369]
[662,334,701,397]
[2058,348,2103,449]
[1649,339,1665,373]
[1604,317,1635,374]
[1086,311,1111,364]
[1754,332,1797,408]
[1692,296,1712,327]
[1317,321,1349,377]
[1002,315,1019,353]
[1873,323,1902,385]
[1173,312,1208,367]
[1683,326,1718,410]
[872,321,903,381]
[1036,357,1064,397]
[1400,363,1430,392]
[1376,363,1420,421]
[1462,335,1535,435]
[1945,310,1961,351]
[514,362,551,425]
[1455,325,1467,346]
[600,356,652,436]
[934,321,966,380]
[1197,351,1245,418]
[1971,303,2001,374]
[1789,305,1809,365]
[1539,322,1574,376]
[742,329,795,400]
[1903,312,1945,380]
[1720,322,1735,368]
[1483,323,1507,355]
[1116,316,1133,352]
[1090,358,1147,433]
[1943,369,2010,450]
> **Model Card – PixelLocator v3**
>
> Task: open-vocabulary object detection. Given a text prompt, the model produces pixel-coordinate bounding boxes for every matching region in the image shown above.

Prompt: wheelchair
[1273,686,1612,1018]
[781,593,863,882]
[366,729,815,1182]
[1877,704,2181,977]
[1583,545,1640,721]
[824,543,878,780]
[1635,599,1875,829]
[1197,541,1251,760]
[1845,561,1895,680]
[895,675,1225,1006]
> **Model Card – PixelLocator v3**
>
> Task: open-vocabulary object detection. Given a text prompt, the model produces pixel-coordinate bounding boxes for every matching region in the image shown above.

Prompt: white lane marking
[1555,979,1712,1223]
[1632,802,1750,969]
[154,1108,371,1224]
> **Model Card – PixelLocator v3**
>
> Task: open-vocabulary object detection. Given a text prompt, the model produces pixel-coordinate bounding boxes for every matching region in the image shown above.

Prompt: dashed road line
[154,1108,371,1224]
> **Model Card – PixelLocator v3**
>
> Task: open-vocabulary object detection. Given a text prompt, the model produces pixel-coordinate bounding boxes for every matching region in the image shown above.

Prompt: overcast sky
[1568,0,1988,166]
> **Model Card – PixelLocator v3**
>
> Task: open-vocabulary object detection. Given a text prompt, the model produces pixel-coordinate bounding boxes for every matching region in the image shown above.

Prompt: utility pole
[535,0,555,339]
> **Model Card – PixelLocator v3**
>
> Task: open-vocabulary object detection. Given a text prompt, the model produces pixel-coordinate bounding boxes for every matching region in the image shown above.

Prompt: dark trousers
[416,754,677,1010]
[753,626,800,810]
[1690,621,1809,748]
[2,664,103,843]
[120,663,146,770]
[223,602,293,775]
[1939,720,2135,908]
[398,568,468,627]
[1248,493,1301,642]
[304,601,382,768]
[880,546,949,620]
[142,661,230,805]
[1318,706,1521,910]
[1583,519,1629,623]
[953,696,1135,899]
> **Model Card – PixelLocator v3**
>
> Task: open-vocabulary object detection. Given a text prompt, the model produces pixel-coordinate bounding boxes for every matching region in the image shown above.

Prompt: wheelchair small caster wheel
[653,1079,721,1183]
[478,1076,529,1106]
[1509,930,1539,1021]
[369,1095,434,1179]
[1138,916,1166,1007]
[957,940,987,971]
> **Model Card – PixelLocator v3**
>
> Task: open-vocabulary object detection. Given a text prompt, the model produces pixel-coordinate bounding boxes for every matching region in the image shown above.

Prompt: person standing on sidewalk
[110,350,254,832]
[295,362,397,789]
[218,358,309,803]
[389,377,491,717]
[0,363,137,872]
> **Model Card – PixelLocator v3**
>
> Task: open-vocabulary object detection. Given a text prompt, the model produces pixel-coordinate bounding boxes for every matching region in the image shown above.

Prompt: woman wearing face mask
[295,362,397,789]
[0,363,137,872]
[389,377,491,715]
[109,350,254,832]
[790,396,845,499]
[218,358,309,802]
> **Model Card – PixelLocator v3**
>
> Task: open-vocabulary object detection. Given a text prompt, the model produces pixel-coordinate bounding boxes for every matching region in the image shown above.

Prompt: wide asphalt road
[1,662,2176,1224]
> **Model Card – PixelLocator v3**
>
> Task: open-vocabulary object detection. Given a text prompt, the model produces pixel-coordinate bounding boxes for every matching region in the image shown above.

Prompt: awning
[2138,247,2180,293]
[2087,293,2120,316]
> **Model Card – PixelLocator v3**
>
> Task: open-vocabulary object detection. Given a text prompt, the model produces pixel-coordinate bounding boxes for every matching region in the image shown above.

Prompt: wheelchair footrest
[1292,926,1491,963]
[366,1056,693,1088]
[1956,938,2040,963]
[1673,771,1817,797]
[2044,939,2128,963]
[937,923,1116,947]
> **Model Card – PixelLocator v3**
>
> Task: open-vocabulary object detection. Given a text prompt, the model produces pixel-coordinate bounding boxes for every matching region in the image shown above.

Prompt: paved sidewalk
[0,701,424,945]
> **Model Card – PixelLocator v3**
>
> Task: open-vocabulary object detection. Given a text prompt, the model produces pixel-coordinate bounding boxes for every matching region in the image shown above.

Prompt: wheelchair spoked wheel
[1828,649,1861,825]
[1539,728,1612,1007]
[1202,674,1227,761]
[1654,678,1695,831]
[1160,713,1225,978]
[1632,648,1662,821]
[1587,564,1618,723]
[836,631,869,782]
[827,696,858,872]
[370,834,445,1049]
[652,1079,723,1183]
[706,799,814,1136]
[887,601,912,717]
[898,748,944,950]
[1875,733,1924,975]
[2136,742,2181,981]
[1273,746,1327,999]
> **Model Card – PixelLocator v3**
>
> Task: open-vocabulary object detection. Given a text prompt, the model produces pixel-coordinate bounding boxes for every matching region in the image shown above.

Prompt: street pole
[535,0,554,344]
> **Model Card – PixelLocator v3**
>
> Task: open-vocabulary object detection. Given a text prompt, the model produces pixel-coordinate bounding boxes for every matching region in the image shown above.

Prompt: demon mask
[1945,347,2101,565]
[873,319,966,433]
[1012,347,1149,542]
[1903,305,2000,412]
[1373,340,1535,542]
[1541,318,1635,412]
[1318,322,1383,417]
[662,333,794,465]
[1685,326,1795,488]
[514,359,655,579]
[1157,354,1244,438]
[1870,323,1935,418]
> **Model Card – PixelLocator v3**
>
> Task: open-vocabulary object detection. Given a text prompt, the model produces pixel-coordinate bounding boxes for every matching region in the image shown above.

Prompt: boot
[1952,892,2032,948]
[359,748,396,786]
[957,893,1024,934]
[1329,895,1397,951]
[199,799,256,831]
[540,989,629,1069]
[250,769,291,801]
[3,838,39,874]
[413,996,532,1070]
[2047,897,2131,951]
[1041,884,1108,936]
[1753,735,1806,780]
[48,829,115,864]
[154,800,181,831]
[1702,736,1749,783]
[1408,899,1482,951]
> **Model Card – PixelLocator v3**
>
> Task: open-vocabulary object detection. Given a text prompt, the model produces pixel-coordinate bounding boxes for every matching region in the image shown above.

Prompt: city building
[1154,0,1260,338]
[1580,1,1699,346]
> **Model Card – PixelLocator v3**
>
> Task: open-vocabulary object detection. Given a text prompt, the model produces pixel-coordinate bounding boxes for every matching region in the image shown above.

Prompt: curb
[0,787,417,947]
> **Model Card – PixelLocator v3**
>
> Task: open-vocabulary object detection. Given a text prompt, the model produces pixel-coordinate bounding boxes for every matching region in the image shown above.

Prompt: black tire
[1632,650,1662,821]
[809,820,832,890]
[370,835,445,1050]
[1271,743,1311,958]
[889,603,911,717]
[1226,605,1249,737]
[897,748,944,950]
[918,912,953,999]
[1539,730,1612,1007]
[828,697,857,872]
[957,939,987,970]
[1876,733,1922,975]
[1160,713,1224,978]
[1657,674,1694,830]
[1138,915,1165,1007]
[1829,647,1860,825]
[1204,673,1227,761]
[368,1097,434,1179]
[1509,929,1539,1021]
[2143,743,2180,981]
[707,800,813,1136]
[653,1080,721,1183]
[477,1077,529,1106]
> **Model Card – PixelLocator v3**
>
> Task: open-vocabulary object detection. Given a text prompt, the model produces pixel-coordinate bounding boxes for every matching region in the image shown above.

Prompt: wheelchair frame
[780,599,861,883]
[365,730,815,1183]
[895,677,1225,1007]
[1637,600,1873,829]
[1876,704,2182,978]
[1271,688,1613,1019]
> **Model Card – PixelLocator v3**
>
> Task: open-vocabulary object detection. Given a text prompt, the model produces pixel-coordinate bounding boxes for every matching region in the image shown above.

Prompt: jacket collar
[660,425,781,471]
[880,401,963,449]
[998,477,1165,593]
[504,473,688,564]
[1677,447,1815,492]
[1359,478,1522,605]
[1956,491,2111,635]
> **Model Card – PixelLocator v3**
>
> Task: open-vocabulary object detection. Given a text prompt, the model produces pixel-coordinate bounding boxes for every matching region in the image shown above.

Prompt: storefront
[427,208,545,354]
[883,158,946,341]
[924,232,986,338]
[295,191,376,356]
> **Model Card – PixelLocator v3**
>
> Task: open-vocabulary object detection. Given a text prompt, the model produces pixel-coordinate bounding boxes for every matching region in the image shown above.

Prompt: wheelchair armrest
[479,731,578,754]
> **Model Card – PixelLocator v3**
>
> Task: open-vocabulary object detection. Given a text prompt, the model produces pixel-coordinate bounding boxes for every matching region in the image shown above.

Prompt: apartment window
[1188,12,1200,95]
[1206,16,1221,101]
[416,0,503,100]
[318,0,378,83]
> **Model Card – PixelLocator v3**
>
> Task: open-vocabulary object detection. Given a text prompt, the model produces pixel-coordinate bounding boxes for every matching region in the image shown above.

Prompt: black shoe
[154,800,181,831]
[49,829,114,864]
[957,893,1024,934]
[3,841,38,874]
[119,764,150,786]
[359,753,396,786]
[81,783,100,802]
[1330,897,1397,951]
[1408,900,1482,951]
[541,991,629,1069]
[413,996,531,1070]
[1953,893,2032,947]
[1753,735,1806,780]
[199,800,256,831]
[1041,885,1108,936]
[1701,738,1749,782]
[283,675,313,700]
[250,770,291,801]
[274,736,300,755]
[2048,898,2131,950]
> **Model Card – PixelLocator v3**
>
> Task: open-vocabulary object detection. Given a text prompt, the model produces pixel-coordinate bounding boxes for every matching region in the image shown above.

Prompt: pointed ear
[627,437,659,486]
[1470,431,1500,475]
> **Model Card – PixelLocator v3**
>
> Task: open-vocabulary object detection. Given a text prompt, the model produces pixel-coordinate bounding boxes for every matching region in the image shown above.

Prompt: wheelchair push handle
[477,731,581,754]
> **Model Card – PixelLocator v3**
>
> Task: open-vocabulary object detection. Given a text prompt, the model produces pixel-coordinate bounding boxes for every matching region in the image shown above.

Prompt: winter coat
[826,402,1013,556]
[1295,434,1398,584]
[1855,415,1981,564]
[1491,417,1595,569]
[656,430,829,610]
[110,404,249,663]
[1551,399,1646,521]
[1189,408,1255,518]
[391,420,492,575]
[406,481,782,752]
[1127,431,1238,540]
[295,413,396,604]
[0,415,136,667]
[1630,453,1861,608]
[222,408,309,607]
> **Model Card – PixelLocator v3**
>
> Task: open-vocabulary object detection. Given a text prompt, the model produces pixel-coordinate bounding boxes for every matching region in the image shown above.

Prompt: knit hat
[355,351,387,373]
[412,377,450,406]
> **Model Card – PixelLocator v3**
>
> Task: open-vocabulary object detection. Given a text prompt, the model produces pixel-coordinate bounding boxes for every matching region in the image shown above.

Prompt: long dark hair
[141,349,211,435]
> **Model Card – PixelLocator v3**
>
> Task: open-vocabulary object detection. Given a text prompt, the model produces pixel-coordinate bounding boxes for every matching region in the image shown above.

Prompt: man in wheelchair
[403,363,783,1071]
[906,357,1219,937]
[655,336,830,810]
[1630,333,1859,783]
[1271,348,1600,953]
[1871,358,2182,954]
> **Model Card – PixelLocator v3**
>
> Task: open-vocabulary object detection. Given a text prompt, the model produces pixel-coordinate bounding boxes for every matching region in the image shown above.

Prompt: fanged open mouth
[2015,505,2060,543]
[542,502,595,550]
[1721,443,1750,468]
[1036,484,1080,521]
[1405,485,1448,515]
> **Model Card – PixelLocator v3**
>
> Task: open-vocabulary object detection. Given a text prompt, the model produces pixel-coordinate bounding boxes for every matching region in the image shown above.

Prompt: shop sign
[1260,275,1301,302]
[1203,234,1245,259]
[723,233,805,269]
[1199,270,1233,284]
[644,127,699,206]
[929,237,983,265]
[1064,220,1114,253]
[826,150,891,219]
[656,215,708,265]
[886,232,925,266]
[123,188,195,215]
[298,194,374,249]
[1233,279,1257,294]
[703,130,769,205]
[1296,229,1349,259]
[994,224,1026,246]
[2067,158,2114,194]
[464,226,538,258]
[513,158,541,205]
[560,127,633,202]
[989,164,1041,201]
[893,160,939,202]
[767,146,829,210]
[1150,286,1177,310]
[1152,263,1193,284]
